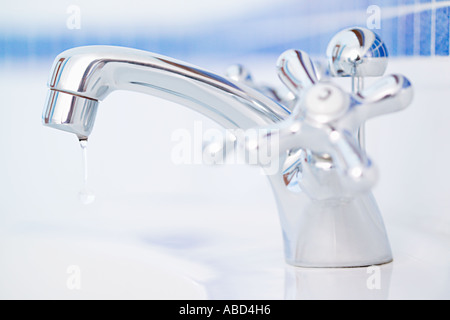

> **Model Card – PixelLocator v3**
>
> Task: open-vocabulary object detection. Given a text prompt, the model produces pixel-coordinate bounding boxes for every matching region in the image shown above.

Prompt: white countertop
[0,57,449,299]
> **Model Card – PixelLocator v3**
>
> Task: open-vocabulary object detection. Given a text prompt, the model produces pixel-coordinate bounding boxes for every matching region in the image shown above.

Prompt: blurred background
[0,0,449,65]
[0,0,449,299]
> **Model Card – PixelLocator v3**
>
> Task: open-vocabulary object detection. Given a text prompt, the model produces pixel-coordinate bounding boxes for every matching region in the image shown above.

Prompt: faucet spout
[42,46,290,139]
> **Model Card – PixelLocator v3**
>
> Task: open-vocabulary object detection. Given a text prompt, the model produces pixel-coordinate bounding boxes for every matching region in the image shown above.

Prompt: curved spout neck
[43,46,290,138]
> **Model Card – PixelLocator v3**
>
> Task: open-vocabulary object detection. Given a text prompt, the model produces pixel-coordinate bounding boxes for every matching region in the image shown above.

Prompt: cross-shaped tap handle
[249,62,413,193]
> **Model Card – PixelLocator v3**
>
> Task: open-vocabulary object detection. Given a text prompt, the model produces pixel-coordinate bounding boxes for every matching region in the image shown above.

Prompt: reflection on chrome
[327,27,390,148]
[284,264,393,300]
[42,27,413,268]
[327,27,388,78]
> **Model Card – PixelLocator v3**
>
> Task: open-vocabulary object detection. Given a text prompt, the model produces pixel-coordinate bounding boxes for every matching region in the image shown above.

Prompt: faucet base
[274,190,393,268]
[286,257,394,269]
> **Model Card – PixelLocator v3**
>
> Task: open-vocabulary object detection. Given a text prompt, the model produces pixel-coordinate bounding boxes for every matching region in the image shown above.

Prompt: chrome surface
[225,63,286,105]
[42,46,290,139]
[43,90,99,139]
[326,27,388,78]
[42,37,413,267]
[276,49,319,97]
[249,76,412,197]
[241,71,412,267]
[327,27,389,150]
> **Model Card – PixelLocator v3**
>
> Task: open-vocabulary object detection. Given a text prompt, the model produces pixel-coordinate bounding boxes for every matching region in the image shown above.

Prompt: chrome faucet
[42,28,413,268]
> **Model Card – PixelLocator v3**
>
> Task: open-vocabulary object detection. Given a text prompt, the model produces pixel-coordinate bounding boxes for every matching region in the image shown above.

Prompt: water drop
[79,187,96,205]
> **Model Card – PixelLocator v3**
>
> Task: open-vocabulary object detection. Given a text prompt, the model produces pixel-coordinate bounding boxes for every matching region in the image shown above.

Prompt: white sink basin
[0,227,210,299]
[1,212,449,299]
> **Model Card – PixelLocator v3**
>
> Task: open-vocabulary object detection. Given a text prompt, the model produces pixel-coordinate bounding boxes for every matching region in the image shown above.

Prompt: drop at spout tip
[79,138,88,149]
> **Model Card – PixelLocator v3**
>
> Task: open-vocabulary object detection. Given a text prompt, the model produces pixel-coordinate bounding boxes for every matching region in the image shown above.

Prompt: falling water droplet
[79,139,95,205]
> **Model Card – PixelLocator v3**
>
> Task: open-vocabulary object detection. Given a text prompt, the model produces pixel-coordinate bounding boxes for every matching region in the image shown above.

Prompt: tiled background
[0,0,449,61]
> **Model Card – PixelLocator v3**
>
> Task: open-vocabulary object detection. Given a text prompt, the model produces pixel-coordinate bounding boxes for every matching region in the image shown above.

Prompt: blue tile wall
[403,13,416,56]
[0,0,449,59]
[420,9,433,56]
[436,6,450,55]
